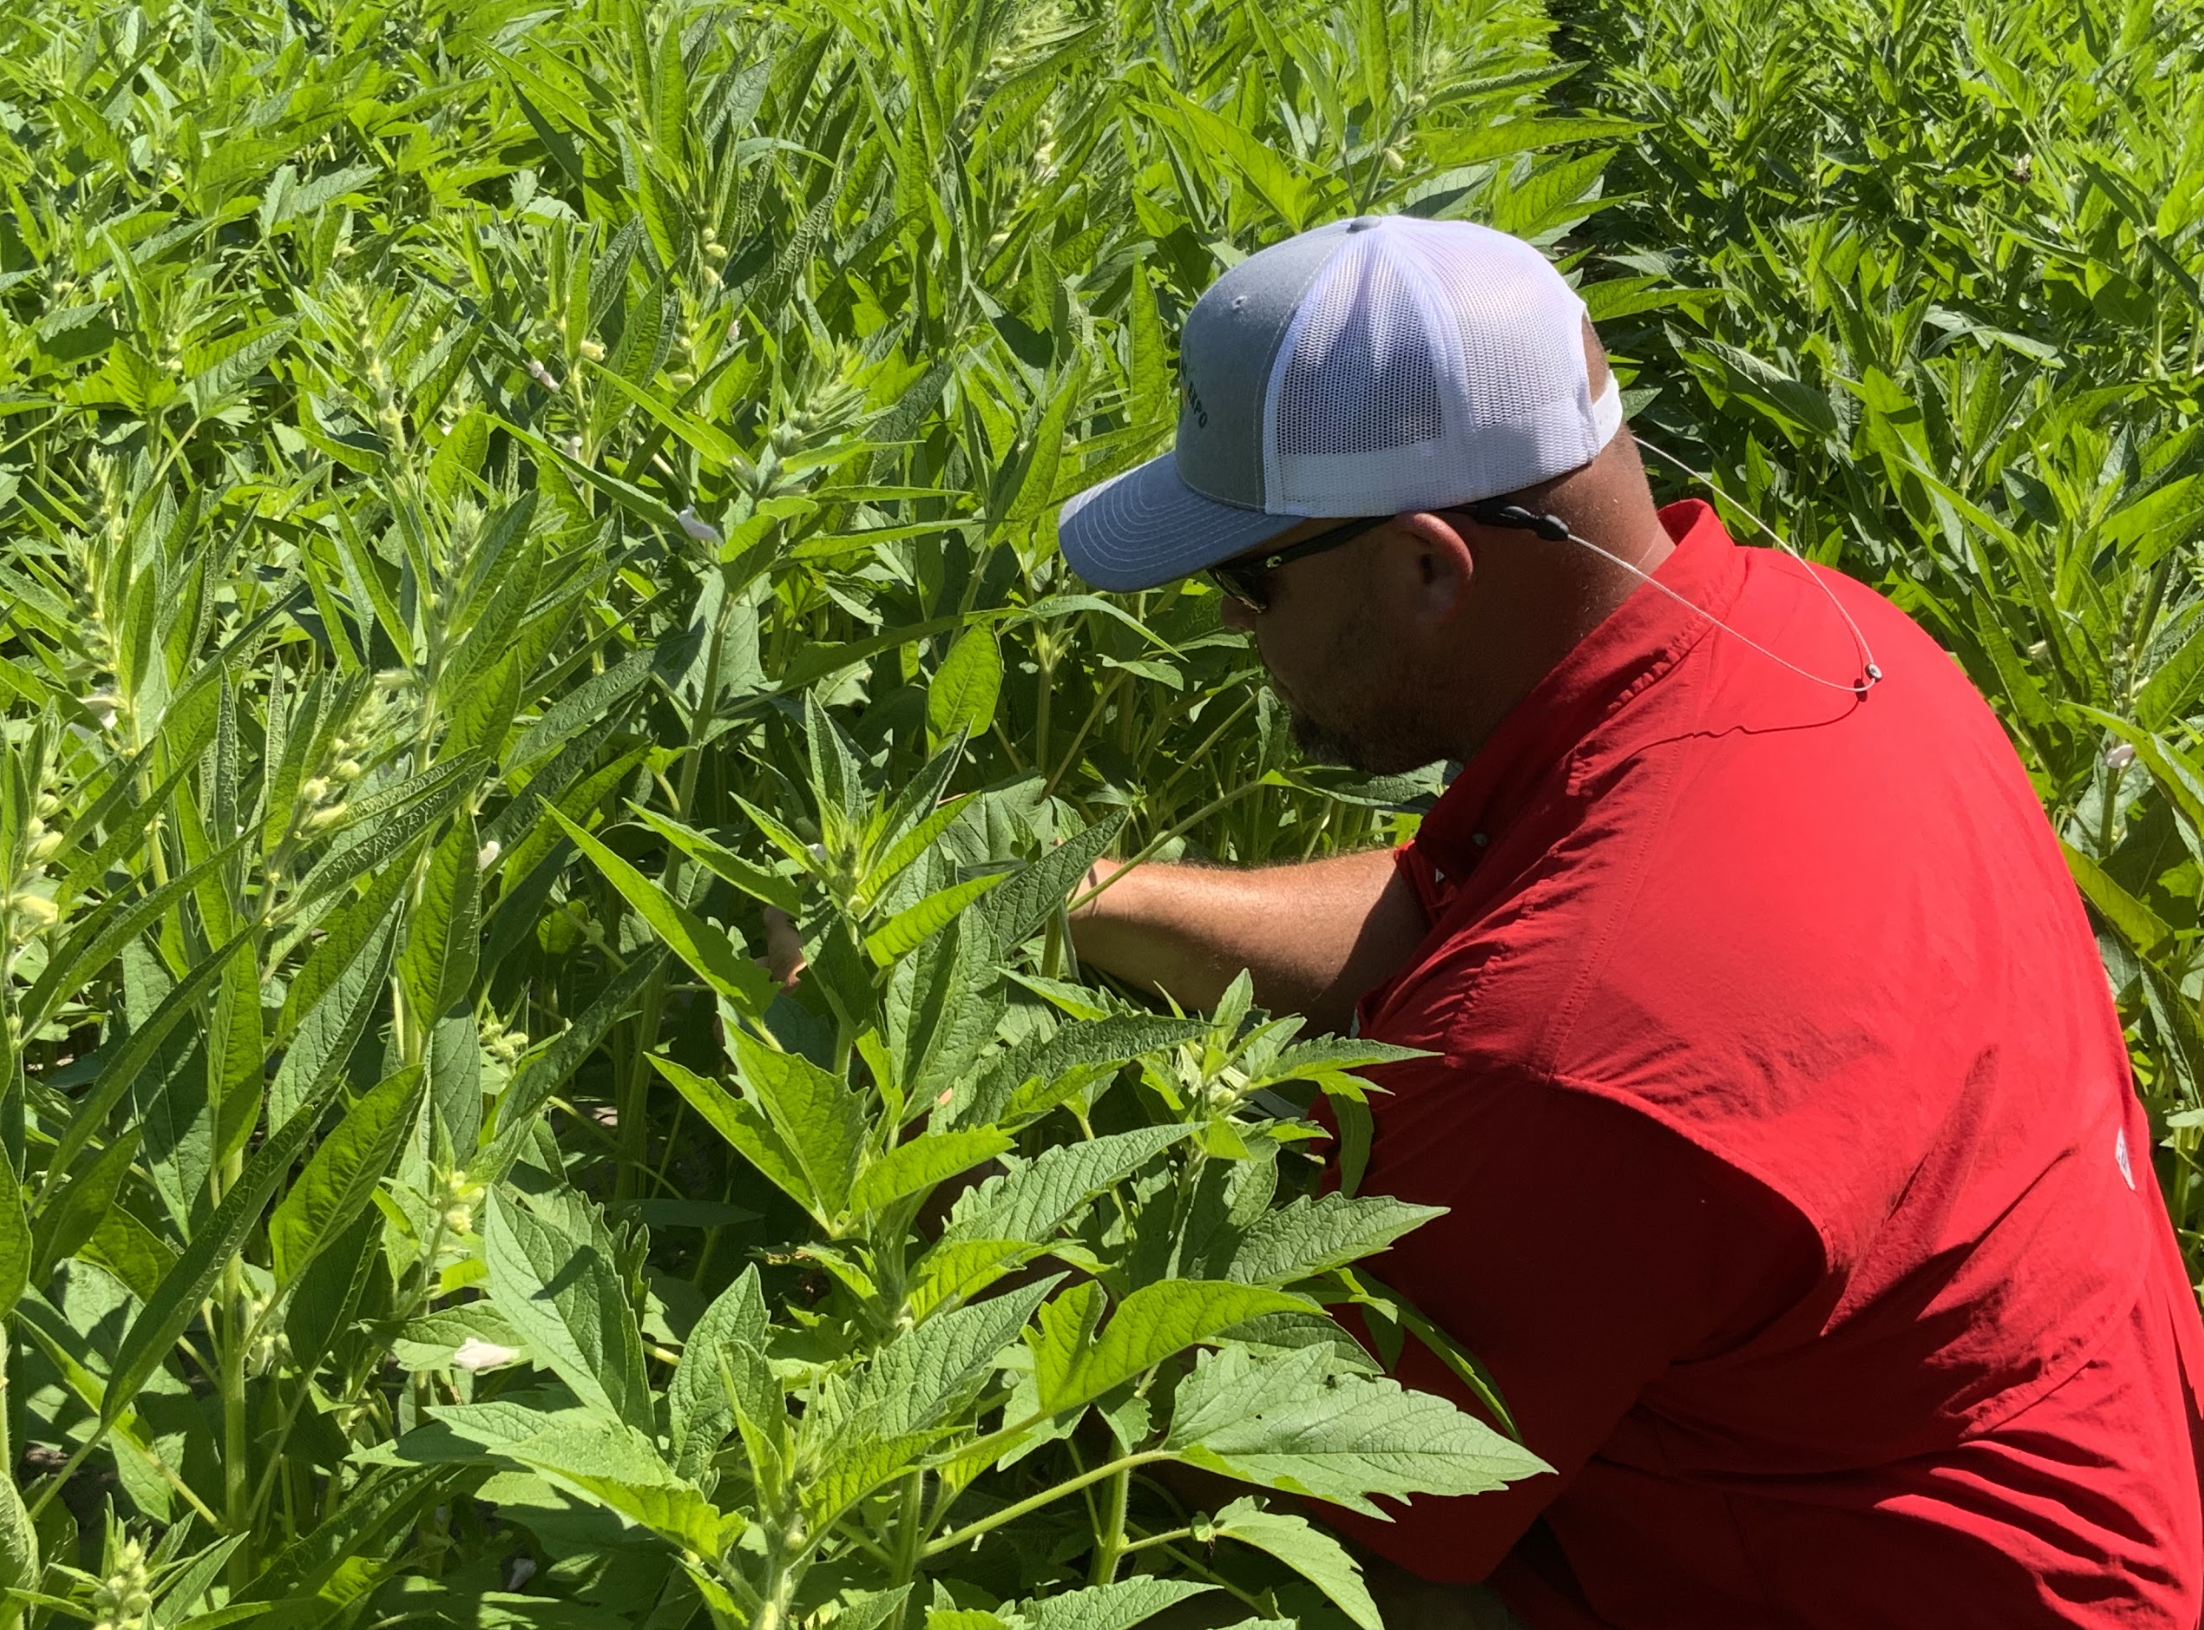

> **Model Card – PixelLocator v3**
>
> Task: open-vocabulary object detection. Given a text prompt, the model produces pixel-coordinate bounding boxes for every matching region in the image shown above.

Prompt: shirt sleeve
[1316,1059,1821,1586]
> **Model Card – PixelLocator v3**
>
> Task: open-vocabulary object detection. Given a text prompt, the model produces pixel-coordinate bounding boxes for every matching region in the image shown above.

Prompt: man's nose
[1219,594,1257,633]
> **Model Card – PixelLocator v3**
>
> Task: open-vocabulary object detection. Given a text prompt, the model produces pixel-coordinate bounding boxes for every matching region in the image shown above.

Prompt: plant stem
[922,1450,1166,1558]
[1088,1464,1132,1585]
[1117,1526,1195,1556]
[890,1470,925,1590]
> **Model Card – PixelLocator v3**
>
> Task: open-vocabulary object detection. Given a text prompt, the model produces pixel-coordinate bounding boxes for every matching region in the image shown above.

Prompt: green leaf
[398,811,481,1031]
[1167,1345,1548,1515]
[483,1192,654,1434]
[269,1067,426,1285]
[850,1127,1013,1214]
[1014,1578,1215,1630]
[1030,1280,1305,1415]
[1208,1498,1381,1630]
[669,1265,769,1479]
[106,1060,352,1423]
[549,807,778,1018]
[865,872,1007,964]
[730,1029,866,1218]
[936,1124,1189,1248]
[978,811,1127,952]
[0,1154,29,1316]
[629,803,803,915]
[268,871,405,1128]
[856,1277,1058,1435]
[1140,86,1317,230]
[32,1128,139,1283]
[651,1053,822,1218]
[2062,840,2174,957]
[2139,620,2204,731]
[233,1466,456,1626]
[390,1304,527,1373]
[928,628,1002,742]
[1226,1193,1446,1286]
[49,926,253,1184]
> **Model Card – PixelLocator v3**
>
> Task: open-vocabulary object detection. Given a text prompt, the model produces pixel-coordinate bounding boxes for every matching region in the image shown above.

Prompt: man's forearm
[1067,847,1428,1032]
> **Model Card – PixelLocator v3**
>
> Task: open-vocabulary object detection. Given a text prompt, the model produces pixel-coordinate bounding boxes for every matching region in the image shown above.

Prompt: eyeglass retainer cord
[1465,436,1886,700]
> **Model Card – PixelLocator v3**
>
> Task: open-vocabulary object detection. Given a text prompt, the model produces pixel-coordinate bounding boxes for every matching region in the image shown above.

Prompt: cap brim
[1057,451,1298,593]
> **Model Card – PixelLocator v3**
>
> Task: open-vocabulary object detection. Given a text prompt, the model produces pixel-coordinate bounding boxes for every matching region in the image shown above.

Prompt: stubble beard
[1277,610,1445,776]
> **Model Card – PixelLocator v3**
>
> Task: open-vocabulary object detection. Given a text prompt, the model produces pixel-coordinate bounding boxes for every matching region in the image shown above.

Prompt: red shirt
[1333,499,2204,1628]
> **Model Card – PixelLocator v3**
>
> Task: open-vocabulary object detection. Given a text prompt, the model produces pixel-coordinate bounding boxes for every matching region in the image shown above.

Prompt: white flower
[2105,742,2138,771]
[676,506,722,546]
[82,690,120,730]
[452,1337,520,1372]
[526,359,560,391]
[477,839,502,870]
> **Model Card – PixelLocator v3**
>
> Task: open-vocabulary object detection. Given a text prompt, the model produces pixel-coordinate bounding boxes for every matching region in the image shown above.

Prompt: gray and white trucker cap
[1057,215,1624,593]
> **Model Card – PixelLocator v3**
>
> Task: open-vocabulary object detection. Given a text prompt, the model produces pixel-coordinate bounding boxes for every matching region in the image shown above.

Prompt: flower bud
[301,776,331,804]
[676,506,722,546]
[28,829,64,864]
[452,1336,519,1371]
[332,758,364,782]
[2105,742,2138,771]
[477,839,502,870]
[579,338,606,362]
[526,359,560,391]
[302,804,348,833]
[7,894,58,928]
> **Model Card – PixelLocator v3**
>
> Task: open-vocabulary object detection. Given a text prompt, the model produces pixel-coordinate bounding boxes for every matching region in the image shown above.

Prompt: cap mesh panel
[1275,243,1442,457]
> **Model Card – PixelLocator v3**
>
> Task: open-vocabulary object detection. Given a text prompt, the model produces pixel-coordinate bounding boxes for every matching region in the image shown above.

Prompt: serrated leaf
[669,1265,769,1479]
[865,872,1007,964]
[979,812,1127,952]
[1167,1345,1548,1515]
[857,1276,1059,1436]
[1208,1498,1381,1630]
[1029,1280,1305,1415]
[1226,1193,1445,1286]
[1013,1578,1215,1630]
[483,1192,653,1434]
[850,1127,1013,1215]
[936,1124,1189,1248]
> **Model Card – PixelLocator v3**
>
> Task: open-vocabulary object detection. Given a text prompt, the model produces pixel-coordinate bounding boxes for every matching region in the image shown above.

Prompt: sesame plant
[1558,0,2204,1262]
[0,0,1591,1622]
[4,0,2200,1619]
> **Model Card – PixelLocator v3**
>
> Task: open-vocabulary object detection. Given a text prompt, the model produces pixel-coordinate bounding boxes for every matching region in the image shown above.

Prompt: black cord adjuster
[1468,499,1572,542]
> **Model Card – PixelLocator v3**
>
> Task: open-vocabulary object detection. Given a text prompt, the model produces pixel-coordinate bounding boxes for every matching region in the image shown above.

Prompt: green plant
[1553,0,2204,1268]
[0,0,1589,1621]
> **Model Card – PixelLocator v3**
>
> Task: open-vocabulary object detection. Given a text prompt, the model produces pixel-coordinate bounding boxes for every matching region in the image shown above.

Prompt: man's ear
[1387,511,1476,623]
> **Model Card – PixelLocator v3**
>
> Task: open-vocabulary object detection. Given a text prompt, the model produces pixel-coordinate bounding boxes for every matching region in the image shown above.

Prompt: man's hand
[1068,848,1429,1032]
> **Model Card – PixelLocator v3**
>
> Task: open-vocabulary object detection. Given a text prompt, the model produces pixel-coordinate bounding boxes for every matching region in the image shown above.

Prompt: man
[1053,215,2204,1628]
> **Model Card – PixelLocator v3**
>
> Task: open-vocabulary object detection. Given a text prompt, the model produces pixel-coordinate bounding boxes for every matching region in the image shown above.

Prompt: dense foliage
[0,0,2197,1624]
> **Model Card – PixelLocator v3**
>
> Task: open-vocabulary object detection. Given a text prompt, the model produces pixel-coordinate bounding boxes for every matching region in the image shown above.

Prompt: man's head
[1057,215,1672,771]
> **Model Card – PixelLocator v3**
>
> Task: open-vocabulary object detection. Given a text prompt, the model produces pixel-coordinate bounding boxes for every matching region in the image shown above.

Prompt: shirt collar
[1413,498,1746,877]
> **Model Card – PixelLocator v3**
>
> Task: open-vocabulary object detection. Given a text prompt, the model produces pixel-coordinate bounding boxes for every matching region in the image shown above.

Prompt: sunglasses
[1205,513,1388,613]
